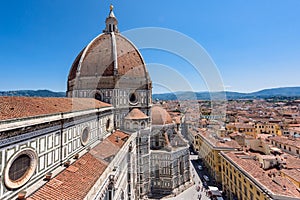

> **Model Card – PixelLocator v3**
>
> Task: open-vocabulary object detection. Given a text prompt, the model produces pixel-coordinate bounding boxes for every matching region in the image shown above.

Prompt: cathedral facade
[0,6,190,200]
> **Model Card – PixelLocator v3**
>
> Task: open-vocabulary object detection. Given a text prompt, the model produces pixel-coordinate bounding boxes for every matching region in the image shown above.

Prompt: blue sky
[0,1,300,93]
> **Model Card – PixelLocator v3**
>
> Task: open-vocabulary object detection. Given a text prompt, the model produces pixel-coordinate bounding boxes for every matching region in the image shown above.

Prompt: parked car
[203,175,210,182]
[198,165,203,170]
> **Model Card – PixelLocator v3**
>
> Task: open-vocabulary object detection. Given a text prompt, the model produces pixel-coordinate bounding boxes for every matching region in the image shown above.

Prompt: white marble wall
[0,110,113,200]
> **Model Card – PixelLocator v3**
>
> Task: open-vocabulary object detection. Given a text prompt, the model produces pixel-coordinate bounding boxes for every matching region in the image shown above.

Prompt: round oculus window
[129,92,138,104]
[4,148,37,189]
[81,127,90,146]
[9,154,31,181]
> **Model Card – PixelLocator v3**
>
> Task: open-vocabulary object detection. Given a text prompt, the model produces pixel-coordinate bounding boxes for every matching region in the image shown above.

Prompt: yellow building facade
[280,169,300,188]
[226,123,257,138]
[220,151,300,200]
[220,153,270,200]
[255,122,282,136]
[193,130,239,183]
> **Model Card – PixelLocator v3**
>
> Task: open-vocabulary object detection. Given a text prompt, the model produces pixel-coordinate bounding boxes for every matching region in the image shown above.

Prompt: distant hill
[0,90,65,97]
[153,87,300,100]
[1,87,300,100]
[249,87,300,97]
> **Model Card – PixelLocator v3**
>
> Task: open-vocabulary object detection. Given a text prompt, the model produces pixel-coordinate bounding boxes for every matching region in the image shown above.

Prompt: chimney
[17,190,27,200]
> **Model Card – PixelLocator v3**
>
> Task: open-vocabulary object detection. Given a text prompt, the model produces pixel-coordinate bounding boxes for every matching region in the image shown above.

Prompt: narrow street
[164,154,213,200]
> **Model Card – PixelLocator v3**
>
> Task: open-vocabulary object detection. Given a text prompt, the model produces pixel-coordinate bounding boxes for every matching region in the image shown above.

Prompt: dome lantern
[104,4,118,33]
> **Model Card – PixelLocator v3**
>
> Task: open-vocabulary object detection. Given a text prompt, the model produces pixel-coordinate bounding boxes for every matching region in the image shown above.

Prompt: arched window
[95,93,103,101]
[133,122,138,130]
[106,118,111,131]
[155,164,159,178]
[141,121,146,129]
[126,122,130,129]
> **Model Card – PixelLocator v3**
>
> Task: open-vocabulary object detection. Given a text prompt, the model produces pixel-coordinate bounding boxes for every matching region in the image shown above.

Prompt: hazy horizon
[2,85,300,95]
[1,1,300,93]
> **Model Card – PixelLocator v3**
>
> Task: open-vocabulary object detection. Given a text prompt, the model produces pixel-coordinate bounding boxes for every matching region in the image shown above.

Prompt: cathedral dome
[67,6,151,92]
[68,34,147,80]
[151,105,173,125]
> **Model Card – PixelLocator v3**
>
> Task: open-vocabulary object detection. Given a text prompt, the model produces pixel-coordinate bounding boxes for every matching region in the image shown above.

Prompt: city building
[220,151,300,200]
[226,122,256,138]
[149,105,190,197]
[268,135,300,157]
[191,128,240,183]
[255,122,282,136]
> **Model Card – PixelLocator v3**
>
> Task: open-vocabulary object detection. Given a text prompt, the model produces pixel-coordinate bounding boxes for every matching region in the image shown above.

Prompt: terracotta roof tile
[90,139,119,164]
[269,136,300,148]
[172,116,181,124]
[69,34,148,78]
[224,152,300,198]
[29,153,107,200]
[152,105,173,125]
[0,97,111,121]
[282,169,300,183]
[107,130,129,148]
[29,131,129,200]
[284,154,300,169]
[199,129,241,149]
[125,108,148,120]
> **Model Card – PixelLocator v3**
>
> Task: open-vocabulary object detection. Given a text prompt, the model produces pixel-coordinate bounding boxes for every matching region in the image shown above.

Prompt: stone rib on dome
[68,48,85,81]
[151,105,173,125]
[67,33,151,92]
[68,34,148,80]
[67,5,152,96]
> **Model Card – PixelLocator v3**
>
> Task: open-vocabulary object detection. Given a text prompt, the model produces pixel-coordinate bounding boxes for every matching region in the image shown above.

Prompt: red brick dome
[67,7,151,92]
[68,33,148,81]
[151,105,173,125]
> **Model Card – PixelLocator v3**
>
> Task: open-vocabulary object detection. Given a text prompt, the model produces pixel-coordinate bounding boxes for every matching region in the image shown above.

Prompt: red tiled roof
[172,116,181,124]
[269,136,300,148]
[124,108,148,120]
[0,97,111,121]
[29,131,129,200]
[284,154,300,169]
[281,169,300,183]
[199,129,241,149]
[68,34,148,80]
[107,130,129,148]
[29,153,107,200]
[224,152,300,198]
[152,105,173,125]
